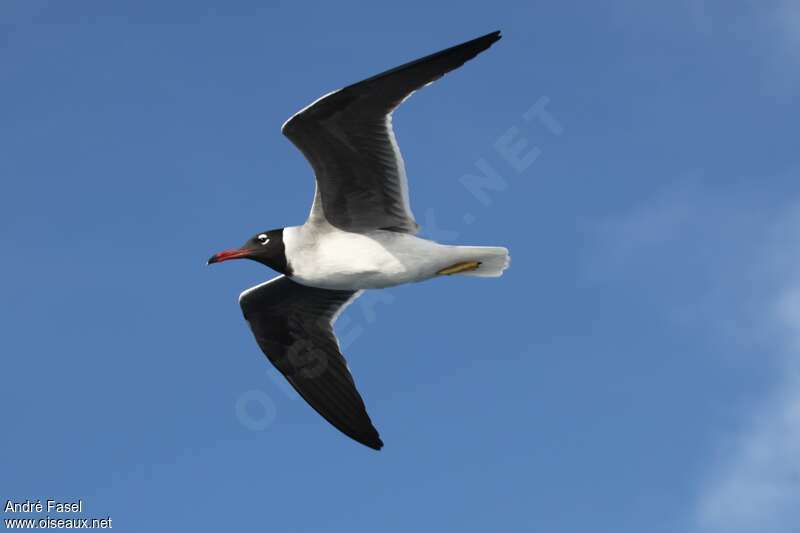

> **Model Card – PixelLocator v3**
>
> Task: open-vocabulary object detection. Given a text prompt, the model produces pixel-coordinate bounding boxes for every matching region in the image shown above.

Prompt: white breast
[283,224,450,290]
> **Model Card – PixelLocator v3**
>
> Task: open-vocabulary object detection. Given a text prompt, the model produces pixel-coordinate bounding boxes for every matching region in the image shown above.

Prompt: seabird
[209,31,509,450]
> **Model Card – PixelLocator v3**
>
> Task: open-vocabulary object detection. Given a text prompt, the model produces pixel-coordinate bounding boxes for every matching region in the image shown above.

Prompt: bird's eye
[257,234,269,245]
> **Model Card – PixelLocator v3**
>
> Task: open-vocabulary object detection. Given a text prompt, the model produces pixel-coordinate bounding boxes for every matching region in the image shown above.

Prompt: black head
[207,228,291,275]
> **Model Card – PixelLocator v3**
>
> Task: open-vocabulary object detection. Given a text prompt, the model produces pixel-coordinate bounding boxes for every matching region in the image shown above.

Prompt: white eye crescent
[257,234,269,245]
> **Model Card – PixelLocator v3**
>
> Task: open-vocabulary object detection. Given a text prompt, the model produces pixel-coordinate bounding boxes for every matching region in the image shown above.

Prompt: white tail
[451,246,510,277]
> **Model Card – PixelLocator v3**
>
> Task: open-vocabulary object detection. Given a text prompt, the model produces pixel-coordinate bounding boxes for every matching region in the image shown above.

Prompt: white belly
[283,225,455,290]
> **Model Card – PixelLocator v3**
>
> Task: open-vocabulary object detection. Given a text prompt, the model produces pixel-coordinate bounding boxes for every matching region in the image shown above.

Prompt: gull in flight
[209,31,509,450]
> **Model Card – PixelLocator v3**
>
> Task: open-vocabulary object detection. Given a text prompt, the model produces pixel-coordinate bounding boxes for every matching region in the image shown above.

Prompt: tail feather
[452,246,510,277]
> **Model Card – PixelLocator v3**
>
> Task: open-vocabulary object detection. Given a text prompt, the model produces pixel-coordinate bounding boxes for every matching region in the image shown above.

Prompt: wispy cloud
[756,0,800,100]
[579,173,702,280]
[695,207,800,533]
[582,171,800,532]
[777,0,800,50]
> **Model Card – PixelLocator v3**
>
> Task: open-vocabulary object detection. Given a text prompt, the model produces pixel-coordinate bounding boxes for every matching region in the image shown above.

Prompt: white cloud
[695,277,800,533]
[578,172,705,281]
[583,173,800,532]
[755,0,800,101]
[777,0,800,49]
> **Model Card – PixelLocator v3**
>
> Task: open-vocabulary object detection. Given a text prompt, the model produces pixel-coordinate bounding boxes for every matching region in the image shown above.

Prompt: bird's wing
[238,275,382,450]
[282,31,502,234]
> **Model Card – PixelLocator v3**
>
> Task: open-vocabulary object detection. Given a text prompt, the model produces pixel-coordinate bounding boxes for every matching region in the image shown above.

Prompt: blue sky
[2,1,799,531]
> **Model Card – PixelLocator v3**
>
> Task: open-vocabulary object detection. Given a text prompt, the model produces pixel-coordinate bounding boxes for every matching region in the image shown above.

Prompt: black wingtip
[355,431,384,451]
[455,31,502,53]
[476,30,502,45]
[451,30,503,60]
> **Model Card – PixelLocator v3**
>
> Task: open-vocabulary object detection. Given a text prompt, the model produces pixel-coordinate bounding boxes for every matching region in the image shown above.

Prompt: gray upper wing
[239,276,382,450]
[282,31,502,234]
